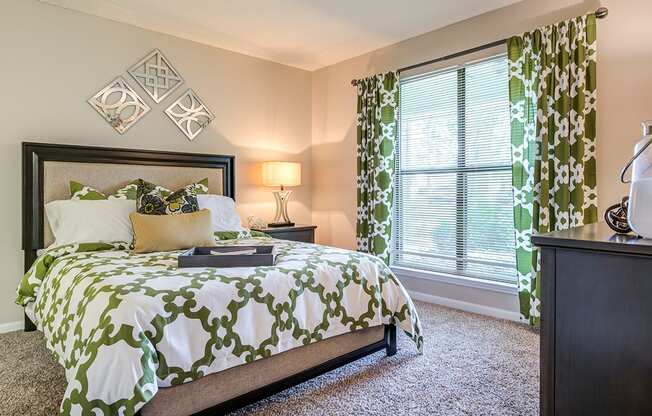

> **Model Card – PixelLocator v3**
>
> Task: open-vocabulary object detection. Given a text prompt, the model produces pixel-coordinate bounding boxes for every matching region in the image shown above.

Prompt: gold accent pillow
[130,209,215,253]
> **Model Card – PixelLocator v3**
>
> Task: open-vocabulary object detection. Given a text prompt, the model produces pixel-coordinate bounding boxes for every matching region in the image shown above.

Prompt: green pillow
[69,180,139,200]
[69,178,209,201]
[69,181,109,200]
[111,181,139,200]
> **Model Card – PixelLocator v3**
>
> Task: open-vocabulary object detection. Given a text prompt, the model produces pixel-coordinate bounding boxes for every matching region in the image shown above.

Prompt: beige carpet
[0,302,539,415]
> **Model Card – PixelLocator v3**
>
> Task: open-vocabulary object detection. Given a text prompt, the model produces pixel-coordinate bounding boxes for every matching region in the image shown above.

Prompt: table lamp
[262,161,301,227]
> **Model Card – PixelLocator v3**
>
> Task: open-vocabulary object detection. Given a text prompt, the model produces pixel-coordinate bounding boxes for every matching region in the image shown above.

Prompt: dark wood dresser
[532,223,652,416]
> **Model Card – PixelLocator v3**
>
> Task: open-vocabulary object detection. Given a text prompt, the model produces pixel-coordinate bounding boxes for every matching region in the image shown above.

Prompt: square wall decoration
[165,89,215,141]
[129,49,184,103]
[87,76,151,134]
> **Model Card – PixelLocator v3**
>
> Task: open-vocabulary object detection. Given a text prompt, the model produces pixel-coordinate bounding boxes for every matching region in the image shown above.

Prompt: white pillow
[197,195,246,232]
[45,199,136,247]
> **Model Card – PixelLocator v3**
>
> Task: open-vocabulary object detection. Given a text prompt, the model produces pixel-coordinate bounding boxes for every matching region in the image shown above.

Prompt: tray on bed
[178,245,277,268]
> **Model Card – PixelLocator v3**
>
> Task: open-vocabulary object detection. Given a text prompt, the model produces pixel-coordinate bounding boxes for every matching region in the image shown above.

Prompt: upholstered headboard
[22,142,235,270]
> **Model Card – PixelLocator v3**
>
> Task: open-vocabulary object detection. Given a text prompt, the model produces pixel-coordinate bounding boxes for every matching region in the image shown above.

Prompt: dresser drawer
[254,225,316,243]
[268,229,313,243]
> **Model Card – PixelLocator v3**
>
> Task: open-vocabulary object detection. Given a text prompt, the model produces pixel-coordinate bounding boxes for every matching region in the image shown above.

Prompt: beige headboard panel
[43,161,225,247]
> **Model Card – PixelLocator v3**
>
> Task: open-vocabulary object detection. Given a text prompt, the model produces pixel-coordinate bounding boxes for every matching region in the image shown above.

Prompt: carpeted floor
[0,302,539,415]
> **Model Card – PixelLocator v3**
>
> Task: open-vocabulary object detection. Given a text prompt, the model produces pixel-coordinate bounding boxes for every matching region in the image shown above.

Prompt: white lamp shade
[262,162,301,187]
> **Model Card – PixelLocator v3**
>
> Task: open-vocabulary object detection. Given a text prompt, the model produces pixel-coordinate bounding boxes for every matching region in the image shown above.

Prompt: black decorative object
[604,196,631,234]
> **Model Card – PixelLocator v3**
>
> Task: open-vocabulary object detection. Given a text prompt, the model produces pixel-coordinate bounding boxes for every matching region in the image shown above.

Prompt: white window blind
[393,54,516,285]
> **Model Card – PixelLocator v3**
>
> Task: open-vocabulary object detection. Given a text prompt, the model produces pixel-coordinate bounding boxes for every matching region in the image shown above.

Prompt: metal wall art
[165,89,215,141]
[128,49,184,103]
[87,76,151,134]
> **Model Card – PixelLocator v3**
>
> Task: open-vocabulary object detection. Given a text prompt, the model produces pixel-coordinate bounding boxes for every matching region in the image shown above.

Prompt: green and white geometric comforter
[16,236,422,416]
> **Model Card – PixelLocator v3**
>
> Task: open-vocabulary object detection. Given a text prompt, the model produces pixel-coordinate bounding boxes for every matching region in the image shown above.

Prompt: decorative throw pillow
[136,179,200,215]
[142,178,209,198]
[130,209,215,253]
[70,180,140,200]
[70,178,209,201]
[110,181,139,200]
[69,181,107,200]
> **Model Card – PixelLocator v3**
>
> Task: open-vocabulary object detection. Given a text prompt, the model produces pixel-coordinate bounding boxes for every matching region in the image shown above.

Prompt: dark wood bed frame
[21,142,397,415]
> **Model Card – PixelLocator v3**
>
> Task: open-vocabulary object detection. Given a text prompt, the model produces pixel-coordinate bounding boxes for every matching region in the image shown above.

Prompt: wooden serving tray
[178,246,276,268]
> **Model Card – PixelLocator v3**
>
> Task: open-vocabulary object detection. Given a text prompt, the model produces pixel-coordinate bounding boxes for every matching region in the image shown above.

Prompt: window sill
[390,265,519,295]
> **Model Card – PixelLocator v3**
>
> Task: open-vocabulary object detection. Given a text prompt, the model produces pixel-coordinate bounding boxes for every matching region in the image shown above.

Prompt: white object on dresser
[624,121,652,238]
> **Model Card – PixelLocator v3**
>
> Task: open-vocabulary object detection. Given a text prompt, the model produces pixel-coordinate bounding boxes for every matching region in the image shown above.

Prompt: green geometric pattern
[356,71,399,265]
[69,180,139,200]
[16,236,422,415]
[508,14,598,325]
[69,178,209,201]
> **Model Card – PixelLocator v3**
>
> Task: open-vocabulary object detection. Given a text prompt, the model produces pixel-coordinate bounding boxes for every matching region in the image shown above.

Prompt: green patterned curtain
[509,14,598,326]
[356,72,399,265]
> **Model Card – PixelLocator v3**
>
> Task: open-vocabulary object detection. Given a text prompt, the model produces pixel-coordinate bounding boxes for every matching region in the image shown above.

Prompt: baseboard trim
[408,290,521,322]
[0,320,23,334]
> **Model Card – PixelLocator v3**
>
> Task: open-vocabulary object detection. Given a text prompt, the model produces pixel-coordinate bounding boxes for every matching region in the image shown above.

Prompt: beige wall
[311,0,652,250]
[0,0,312,326]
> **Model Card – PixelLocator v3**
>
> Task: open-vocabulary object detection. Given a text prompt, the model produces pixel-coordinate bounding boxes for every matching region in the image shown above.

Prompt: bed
[19,142,423,416]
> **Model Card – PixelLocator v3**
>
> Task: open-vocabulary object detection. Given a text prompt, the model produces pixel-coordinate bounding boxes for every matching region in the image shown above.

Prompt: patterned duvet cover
[16,236,422,415]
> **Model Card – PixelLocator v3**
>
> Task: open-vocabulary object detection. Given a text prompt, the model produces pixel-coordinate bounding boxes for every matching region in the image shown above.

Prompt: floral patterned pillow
[136,179,202,215]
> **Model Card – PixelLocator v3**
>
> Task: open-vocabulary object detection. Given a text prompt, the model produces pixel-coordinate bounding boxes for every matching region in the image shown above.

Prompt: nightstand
[253,224,317,243]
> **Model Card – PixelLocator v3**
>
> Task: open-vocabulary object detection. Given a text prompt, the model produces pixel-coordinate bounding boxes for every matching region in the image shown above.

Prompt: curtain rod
[351,7,608,86]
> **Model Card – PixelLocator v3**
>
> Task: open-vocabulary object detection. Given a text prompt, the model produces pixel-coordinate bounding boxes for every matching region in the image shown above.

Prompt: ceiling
[40,0,521,71]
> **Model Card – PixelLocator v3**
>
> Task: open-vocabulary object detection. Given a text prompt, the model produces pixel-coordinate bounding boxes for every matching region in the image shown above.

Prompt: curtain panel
[355,72,399,265]
[508,14,599,325]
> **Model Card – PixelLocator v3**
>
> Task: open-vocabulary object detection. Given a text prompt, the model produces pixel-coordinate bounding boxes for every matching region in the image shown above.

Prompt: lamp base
[267,221,295,228]
[269,189,294,228]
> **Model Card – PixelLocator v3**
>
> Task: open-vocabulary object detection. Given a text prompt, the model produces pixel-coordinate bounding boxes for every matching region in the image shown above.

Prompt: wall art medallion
[128,49,184,103]
[87,76,151,134]
[165,89,215,141]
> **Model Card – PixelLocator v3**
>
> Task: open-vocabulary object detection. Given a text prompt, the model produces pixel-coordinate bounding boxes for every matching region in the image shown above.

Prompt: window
[393,54,516,285]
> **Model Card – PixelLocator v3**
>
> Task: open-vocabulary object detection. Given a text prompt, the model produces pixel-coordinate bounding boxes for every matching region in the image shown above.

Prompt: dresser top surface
[532,222,652,255]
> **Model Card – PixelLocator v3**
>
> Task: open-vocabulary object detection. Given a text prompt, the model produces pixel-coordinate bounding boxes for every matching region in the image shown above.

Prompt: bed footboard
[385,323,397,356]
[137,324,398,416]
